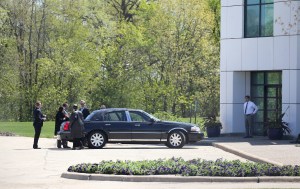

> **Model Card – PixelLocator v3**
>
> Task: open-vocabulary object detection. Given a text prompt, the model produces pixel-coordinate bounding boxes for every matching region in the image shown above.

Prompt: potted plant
[265,111,291,140]
[204,115,222,137]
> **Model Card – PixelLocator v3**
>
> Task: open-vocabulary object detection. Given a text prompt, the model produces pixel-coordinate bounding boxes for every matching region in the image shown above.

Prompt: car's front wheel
[166,131,186,148]
[88,131,107,149]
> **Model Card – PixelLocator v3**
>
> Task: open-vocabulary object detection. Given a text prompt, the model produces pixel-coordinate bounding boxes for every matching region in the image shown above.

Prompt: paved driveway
[0,136,299,189]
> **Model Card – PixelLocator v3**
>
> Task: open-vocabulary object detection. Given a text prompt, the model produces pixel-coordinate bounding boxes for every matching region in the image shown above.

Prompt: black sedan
[58,108,204,148]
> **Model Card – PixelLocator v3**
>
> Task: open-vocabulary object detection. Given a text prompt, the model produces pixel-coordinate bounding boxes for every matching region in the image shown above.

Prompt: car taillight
[63,121,70,131]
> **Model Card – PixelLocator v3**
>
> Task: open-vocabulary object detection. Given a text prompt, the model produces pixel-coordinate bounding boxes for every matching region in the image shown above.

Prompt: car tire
[166,131,186,148]
[88,131,107,149]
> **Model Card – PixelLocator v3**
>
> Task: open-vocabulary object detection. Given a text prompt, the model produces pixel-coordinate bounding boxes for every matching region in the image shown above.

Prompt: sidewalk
[202,135,300,166]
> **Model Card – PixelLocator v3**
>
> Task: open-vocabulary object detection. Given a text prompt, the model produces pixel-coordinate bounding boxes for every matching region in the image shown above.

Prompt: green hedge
[68,157,300,177]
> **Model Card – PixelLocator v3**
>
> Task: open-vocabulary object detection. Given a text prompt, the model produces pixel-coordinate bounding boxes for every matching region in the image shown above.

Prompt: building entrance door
[251,72,282,136]
[264,85,282,134]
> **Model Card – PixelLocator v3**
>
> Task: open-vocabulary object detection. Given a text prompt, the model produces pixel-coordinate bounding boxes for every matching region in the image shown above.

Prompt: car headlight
[191,126,200,132]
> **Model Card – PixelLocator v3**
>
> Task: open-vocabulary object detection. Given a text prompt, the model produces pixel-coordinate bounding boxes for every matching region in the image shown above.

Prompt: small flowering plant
[67,157,300,177]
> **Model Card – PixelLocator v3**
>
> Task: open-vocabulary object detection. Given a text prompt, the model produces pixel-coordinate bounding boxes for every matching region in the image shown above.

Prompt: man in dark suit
[33,101,46,149]
[79,100,90,119]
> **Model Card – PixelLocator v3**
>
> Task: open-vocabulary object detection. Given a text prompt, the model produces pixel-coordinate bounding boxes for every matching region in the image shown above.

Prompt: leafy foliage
[67,157,300,177]
[0,0,220,121]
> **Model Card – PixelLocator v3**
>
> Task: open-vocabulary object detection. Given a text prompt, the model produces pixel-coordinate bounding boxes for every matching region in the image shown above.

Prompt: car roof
[92,108,143,113]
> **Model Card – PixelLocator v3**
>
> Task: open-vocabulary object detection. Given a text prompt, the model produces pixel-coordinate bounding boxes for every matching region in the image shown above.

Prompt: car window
[104,111,126,121]
[129,111,151,122]
[90,112,103,121]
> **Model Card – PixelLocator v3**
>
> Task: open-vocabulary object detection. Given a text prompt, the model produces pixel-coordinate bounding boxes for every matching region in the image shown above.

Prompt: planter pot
[267,128,283,140]
[206,125,221,137]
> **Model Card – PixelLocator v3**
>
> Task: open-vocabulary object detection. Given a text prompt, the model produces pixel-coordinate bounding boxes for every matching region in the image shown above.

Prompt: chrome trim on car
[109,139,132,141]
[109,132,132,134]
[131,132,162,134]
[131,139,161,141]
[109,132,162,134]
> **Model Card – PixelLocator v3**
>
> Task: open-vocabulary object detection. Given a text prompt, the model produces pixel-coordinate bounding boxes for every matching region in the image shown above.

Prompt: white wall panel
[226,72,234,103]
[258,38,274,70]
[222,0,243,7]
[274,36,290,69]
[232,103,245,133]
[225,104,234,133]
[289,70,298,104]
[232,72,246,103]
[290,1,300,35]
[290,35,299,69]
[227,39,242,71]
[221,7,228,39]
[220,72,227,104]
[274,1,291,36]
[220,40,228,71]
[242,38,258,70]
[220,104,228,133]
[227,6,244,39]
[282,70,290,104]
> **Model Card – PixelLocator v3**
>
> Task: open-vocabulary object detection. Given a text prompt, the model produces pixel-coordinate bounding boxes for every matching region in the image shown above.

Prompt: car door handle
[134,124,140,127]
[105,124,111,126]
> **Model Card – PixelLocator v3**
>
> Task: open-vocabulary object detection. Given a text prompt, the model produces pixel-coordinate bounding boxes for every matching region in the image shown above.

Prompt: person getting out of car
[69,104,85,150]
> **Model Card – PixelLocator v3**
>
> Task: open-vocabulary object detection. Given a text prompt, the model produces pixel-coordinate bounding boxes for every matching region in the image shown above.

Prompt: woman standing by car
[55,106,70,148]
[69,104,84,150]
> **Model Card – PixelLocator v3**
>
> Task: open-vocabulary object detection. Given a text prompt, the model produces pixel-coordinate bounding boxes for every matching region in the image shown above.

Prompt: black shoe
[63,146,71,149]
[33,147,41,149]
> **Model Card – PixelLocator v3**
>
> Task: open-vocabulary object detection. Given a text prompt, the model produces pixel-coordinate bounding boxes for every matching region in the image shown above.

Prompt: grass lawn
[0,118,206,139]
[0,121,55,138]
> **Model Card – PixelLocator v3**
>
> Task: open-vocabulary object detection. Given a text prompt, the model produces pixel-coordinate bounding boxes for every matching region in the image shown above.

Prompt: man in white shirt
[244,95,258,138]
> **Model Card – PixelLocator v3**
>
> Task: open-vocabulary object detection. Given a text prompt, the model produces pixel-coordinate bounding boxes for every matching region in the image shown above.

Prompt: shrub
[67,158,300,177]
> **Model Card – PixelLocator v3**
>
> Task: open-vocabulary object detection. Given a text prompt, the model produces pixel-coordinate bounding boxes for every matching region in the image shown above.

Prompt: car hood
[158,120,198,128]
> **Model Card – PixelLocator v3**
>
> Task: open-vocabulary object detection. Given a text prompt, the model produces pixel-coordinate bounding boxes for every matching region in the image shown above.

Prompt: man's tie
[245,102,248,114]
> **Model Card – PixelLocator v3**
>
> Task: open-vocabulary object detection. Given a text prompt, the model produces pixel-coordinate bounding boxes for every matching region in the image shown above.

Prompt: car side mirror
[149,118,155,123]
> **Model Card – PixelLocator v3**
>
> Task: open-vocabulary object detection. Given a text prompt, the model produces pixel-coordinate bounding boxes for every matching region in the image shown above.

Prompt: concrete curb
[61,172,300,182]
[212,143,284,166]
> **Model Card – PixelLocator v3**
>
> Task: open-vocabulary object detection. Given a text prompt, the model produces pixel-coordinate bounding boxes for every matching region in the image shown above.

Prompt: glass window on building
[245,0,273,38]
[251,71,281,135]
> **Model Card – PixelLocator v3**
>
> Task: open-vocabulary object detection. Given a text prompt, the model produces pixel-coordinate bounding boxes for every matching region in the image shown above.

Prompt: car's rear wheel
[88,131,107,149]
[166,131,186,148]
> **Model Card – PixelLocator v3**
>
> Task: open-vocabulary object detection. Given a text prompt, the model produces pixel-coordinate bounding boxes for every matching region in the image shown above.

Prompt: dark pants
[73,138,82,148]
[245,114,254,137]
[33,125,42,148]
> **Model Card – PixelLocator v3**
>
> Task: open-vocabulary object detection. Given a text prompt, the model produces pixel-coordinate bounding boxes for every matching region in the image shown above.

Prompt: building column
[220,71,250,134]
[282,70,300,137]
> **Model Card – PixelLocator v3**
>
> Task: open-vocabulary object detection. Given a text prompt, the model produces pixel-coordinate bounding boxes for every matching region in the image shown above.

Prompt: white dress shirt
[244,101,258,115]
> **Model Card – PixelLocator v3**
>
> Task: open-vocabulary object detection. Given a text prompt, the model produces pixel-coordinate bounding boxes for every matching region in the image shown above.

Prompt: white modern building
[220,0,300,136]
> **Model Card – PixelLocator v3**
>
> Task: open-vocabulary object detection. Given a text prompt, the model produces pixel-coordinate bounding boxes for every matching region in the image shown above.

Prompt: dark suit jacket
[80,107,90,119]
[33,108,44,127]
[70,111,84,138]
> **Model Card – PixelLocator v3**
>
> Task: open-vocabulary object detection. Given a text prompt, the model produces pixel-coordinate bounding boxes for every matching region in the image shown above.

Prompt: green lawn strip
[67,158,300,177]
[0,121,55,138]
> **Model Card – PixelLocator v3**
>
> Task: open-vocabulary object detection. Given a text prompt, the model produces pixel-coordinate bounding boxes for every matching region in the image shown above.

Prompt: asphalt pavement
[0,135,300,189]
